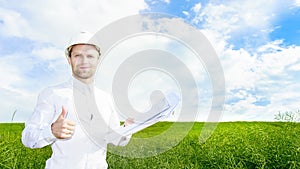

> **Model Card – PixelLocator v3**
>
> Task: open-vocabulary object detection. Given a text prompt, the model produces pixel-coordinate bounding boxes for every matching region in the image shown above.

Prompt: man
[22,31,132,169]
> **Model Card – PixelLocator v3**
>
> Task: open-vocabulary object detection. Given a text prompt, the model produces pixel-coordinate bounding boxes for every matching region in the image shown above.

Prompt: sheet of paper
[106,92,180,142]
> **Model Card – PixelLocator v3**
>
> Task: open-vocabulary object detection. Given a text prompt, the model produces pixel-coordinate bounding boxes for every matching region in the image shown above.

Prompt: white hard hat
[65,31,101,57]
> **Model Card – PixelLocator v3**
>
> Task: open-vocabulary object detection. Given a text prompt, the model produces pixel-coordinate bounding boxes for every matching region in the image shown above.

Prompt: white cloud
[0,7,31,38]
[192,3,201,13]
[289,63,300,71]
[0,54,38,122]
[182,11,189,17]
[164,0,171,4]
[219,42,300,121]
[0,87,36,122]
[258,41,300,76]
[32,46,66,61]
[192,0,286,42]
[187,0,300,122]
[222,48,258,90]
[196,13,300,122]
[200,28,257,90]
[0,0,148,47]
[0,56,22,89]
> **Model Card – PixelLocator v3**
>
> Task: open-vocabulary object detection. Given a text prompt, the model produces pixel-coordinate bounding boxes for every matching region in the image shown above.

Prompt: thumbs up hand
[51,106,75,139]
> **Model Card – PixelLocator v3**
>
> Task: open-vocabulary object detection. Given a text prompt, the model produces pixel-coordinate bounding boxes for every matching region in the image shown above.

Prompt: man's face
[67,44,100,83]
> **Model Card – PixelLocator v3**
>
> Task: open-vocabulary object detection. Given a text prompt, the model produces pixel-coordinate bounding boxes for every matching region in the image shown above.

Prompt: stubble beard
[74,68,95,80]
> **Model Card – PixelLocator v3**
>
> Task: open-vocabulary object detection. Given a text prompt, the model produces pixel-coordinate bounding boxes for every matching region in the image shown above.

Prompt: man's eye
[87,55,95,58]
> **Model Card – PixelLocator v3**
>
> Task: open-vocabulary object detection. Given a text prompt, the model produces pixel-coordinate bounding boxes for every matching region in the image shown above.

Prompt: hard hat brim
[65,43,101,57]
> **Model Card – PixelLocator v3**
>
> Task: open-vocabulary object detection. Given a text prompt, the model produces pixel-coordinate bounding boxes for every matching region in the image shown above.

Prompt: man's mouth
[79,66,90,69]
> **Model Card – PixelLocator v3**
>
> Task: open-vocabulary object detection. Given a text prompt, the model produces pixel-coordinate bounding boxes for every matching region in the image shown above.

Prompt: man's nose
[80,55,88,63]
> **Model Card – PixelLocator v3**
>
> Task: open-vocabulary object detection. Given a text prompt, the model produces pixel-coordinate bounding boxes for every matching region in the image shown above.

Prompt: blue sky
[0,0,300,122]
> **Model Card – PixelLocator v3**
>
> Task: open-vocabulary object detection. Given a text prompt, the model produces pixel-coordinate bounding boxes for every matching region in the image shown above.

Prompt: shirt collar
[72,77,94,94]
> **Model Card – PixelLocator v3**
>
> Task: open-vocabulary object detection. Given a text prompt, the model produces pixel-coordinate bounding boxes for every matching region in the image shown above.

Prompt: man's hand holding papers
[106,91,180,143]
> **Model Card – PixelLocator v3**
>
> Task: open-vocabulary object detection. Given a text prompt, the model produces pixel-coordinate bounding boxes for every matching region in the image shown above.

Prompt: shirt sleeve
[106,94,132,146]
[22,88,57,148]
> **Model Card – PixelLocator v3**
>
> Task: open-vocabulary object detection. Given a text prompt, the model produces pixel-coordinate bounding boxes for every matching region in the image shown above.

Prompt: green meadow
[0,122,299,168]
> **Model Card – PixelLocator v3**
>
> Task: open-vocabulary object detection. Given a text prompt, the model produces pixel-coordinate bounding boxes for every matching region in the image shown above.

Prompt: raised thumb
[60,106,68,118]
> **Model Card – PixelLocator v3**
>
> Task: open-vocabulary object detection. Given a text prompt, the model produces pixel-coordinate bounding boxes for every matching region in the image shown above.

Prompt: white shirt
[22,78,131,169]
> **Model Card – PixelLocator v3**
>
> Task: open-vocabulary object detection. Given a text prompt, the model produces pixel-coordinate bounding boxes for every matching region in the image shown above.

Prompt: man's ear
[66,56,71,65]
[97,55,101,64]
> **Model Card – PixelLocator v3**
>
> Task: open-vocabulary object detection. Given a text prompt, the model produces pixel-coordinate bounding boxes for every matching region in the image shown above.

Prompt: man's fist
[51,106,75,139]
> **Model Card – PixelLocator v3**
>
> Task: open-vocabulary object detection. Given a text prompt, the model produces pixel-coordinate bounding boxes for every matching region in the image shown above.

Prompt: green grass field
[0,122,299,168]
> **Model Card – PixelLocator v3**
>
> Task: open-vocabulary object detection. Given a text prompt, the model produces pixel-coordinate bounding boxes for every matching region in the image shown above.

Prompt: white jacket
[22,78,131,169]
